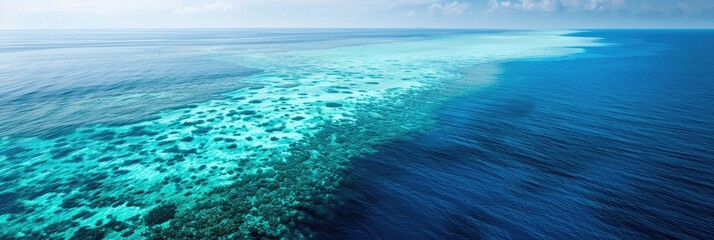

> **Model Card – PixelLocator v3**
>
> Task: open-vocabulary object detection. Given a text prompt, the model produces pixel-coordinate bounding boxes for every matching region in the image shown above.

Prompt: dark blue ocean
[314,30,714,239]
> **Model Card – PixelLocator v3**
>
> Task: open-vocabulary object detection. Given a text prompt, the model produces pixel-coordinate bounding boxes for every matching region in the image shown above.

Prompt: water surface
[0,29,711,239]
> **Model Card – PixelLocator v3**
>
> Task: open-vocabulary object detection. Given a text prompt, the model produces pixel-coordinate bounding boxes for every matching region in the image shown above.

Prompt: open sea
[0,29,712,239]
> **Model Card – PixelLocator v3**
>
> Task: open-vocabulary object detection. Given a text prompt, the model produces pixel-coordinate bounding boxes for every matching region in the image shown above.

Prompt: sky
[1,0,713,29]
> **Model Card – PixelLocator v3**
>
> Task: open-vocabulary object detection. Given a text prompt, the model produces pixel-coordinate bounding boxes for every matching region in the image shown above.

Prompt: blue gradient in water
[315,30,714,239]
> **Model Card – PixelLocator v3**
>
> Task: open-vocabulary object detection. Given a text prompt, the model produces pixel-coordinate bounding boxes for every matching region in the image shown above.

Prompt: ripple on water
[0,30,602,239]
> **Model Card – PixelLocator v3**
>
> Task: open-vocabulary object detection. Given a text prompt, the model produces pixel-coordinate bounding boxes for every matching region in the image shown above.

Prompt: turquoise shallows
[0,30,601,239]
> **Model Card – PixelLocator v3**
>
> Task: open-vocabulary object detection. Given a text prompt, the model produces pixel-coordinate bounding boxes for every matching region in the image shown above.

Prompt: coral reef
[0,31,599,239]
[145,204,177,226]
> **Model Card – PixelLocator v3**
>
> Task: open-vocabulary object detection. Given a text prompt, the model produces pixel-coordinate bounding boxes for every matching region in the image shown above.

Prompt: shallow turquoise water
[1,29,612,238]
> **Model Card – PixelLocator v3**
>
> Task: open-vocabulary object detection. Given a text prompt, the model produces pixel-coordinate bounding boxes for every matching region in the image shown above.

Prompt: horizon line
[2,27,714,31]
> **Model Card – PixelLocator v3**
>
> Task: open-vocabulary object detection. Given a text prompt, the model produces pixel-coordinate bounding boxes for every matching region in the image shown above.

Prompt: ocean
[0,29,712,239]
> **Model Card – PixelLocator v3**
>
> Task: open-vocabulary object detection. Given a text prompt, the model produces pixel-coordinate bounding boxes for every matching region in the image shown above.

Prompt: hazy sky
[1,0,713,29]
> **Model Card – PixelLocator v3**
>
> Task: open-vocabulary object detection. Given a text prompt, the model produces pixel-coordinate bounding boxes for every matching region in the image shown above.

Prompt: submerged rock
[70,227,105,240]
[145,204,177,226]
[240,110,257,115]
[325,103,343,108]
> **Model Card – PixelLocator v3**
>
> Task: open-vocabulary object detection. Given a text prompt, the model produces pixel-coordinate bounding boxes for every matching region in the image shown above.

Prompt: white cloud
[403,10,418,17]
[5,0,182,14]
[428,1,471,15]
[174,1,234,15]
[3,0,713,29]
[488,0,563,12]
[488,0,625,13]
[583,0,625,11]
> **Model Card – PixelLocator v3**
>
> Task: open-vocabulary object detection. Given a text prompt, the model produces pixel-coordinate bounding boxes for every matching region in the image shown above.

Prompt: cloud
[582,0,625,11]
[427,1,471,15]
[487,0,625,13]
[5,0,182,14]
[403,10,418,17]
[3,0,713,29]
[488,0,563,12]
[174,1,234,15]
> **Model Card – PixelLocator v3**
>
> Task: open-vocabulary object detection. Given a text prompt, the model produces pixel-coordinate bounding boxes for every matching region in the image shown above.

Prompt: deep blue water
[315,30,714,239]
